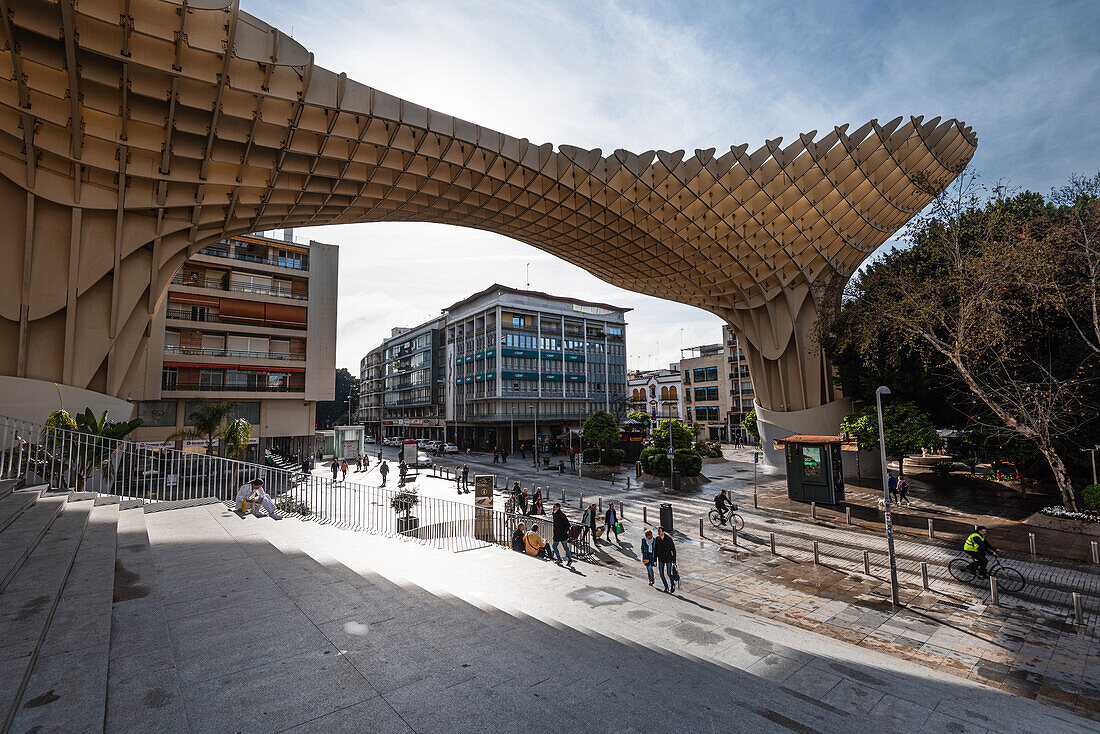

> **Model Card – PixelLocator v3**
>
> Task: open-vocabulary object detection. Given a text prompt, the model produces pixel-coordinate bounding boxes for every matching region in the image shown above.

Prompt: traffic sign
[667,446,675,457]
[753,452,760,464]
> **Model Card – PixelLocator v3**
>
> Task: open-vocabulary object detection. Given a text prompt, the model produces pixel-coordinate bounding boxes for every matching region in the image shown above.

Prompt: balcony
[164,308,307,331]
[162,381,303,393]
[198,245,309,271]
[164,345,305,361]
[171,274,307,300]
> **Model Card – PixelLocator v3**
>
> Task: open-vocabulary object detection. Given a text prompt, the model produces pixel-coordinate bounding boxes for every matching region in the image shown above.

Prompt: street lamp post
[1082,446,1099,485]
[876,385,901,606]
[511,406,516,455]
[530,402,538,470]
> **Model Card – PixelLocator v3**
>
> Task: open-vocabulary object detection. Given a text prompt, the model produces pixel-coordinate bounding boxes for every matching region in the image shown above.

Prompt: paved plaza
[358,446,1100,720]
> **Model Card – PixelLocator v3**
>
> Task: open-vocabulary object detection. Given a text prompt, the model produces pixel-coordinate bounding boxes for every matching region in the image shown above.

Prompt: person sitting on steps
[524,523,551,559]
[234,478,282,519]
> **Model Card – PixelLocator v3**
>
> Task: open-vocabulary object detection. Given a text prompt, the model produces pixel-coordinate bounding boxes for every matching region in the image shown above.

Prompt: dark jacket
[605,506,617,526]
[552,509,570,542]
[653,534,676,563]
[511,527,526,552]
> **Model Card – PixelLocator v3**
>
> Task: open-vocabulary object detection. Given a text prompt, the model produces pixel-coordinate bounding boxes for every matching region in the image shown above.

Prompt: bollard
[699,518,704,536]
[813,541,820,565]
[561,487,565,501]
[643,506,648,524]
[921,562,929,590]
[811,501,816,519]
[928,518,934,539]
[1028,533,1036,555]
[731,526,737,546]
[1092,541,1099,565]
[989,575,1000,606]
[599,498,603,513]
[863,550,870,575]
[770,532,776,554]
[1073,593,1083,625]
[753,492,758,509]
[845,506,851,525]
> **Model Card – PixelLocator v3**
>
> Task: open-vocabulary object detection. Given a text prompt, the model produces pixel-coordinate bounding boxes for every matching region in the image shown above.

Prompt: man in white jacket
[235,478,282,519]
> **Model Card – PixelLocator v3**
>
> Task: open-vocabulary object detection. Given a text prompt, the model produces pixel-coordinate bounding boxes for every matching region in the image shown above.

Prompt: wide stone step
[0,487,41,536]
[11,502,120,734]
[0,499,93,732]
[104,506,188,734]
[0,493,67,594]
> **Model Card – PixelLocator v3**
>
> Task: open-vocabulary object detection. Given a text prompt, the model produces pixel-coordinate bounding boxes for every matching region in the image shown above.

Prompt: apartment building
[379,319,448,442]
[680,324,754,442]
[628,366,683,421]
[129,231,337,459]
[358,344,385,440]
[444,285,629,452]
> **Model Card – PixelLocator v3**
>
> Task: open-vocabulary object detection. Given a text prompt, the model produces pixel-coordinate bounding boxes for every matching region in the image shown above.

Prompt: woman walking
[532,486,544,515]
[640,530,657,586]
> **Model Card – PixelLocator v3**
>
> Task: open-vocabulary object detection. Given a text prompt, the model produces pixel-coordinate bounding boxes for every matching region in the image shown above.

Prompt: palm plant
[223,418,252,460]
[170,401,232,455]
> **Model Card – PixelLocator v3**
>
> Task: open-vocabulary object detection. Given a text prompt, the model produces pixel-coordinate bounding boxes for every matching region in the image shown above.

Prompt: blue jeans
[552,539,572,564]
[658,561,675,590]
[644,560,655,583]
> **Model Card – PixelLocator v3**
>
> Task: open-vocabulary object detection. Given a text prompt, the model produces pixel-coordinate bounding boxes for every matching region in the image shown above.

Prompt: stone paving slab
[222,505,1096,733]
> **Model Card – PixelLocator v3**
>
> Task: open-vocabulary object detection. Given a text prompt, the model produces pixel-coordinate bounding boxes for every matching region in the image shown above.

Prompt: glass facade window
[136,400,177,427]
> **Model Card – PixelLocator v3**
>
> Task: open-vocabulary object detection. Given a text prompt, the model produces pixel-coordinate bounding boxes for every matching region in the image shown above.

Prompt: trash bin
[671,470,682,491]
[635,461,643,478]
[659,502,674,533]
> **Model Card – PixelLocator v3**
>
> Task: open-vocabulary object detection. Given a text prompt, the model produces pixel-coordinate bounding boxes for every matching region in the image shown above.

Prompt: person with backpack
[379,460,389,486]
[551,503,572,565]
[532,486,544,515]
[581,503,598,545]
[605,502,621,544]
[898,476,911,506]
[653,526,677,593]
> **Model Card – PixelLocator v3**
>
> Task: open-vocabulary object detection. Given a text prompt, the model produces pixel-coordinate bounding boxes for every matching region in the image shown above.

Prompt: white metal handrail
[0,414,537,554]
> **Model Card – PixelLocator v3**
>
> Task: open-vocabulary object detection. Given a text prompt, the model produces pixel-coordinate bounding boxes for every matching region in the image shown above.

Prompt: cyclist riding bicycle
[715,489,733,523]
[963,526,998,578]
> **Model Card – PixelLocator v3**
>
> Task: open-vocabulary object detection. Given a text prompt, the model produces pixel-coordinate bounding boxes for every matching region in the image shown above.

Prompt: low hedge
[600,448,625,466]
[583,447,601,463]
[640,446,702,477]
[1083,484,1100,512]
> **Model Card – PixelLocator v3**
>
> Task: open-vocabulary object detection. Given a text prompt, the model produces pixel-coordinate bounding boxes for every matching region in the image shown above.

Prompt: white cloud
[246,0,1100,371]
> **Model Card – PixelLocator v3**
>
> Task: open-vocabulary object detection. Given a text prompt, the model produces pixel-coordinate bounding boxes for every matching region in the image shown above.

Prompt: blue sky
[246,0,1100,372]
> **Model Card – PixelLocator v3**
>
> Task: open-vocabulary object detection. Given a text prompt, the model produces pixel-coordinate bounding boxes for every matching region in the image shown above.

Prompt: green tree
[316,367,356,428]
[652,419,694,451]
[223,417,252,460]
[742,409,759,443]
[841,402,938,477]
[171,401,231,456]
[628,411,652,426]
[582,410,619,447]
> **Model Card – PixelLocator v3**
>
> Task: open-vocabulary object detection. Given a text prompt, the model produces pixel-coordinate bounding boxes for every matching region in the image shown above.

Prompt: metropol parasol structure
[0,0,977,452]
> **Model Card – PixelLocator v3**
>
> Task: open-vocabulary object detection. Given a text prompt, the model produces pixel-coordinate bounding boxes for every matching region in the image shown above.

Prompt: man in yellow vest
[963,526,997,578]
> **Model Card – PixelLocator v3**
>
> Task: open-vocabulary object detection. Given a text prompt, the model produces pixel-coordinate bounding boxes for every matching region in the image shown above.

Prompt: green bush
[583,447,601,463]
[742,409,759,442]
[930,462,953,482]
[599,448,625,466]
[640,447,702,477]
[1082,484,1100,512]
[275,497,311,517]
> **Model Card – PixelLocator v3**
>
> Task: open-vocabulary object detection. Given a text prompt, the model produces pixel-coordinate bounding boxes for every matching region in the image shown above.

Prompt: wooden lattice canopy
[0,0,976,417]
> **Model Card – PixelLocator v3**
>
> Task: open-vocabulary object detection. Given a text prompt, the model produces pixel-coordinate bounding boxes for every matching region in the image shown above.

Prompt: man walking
[605,502,621,544]
[379,460,389,486]
[887,472,899,504]
[551,503,573,565]
[493,447,499,464]
[462,464,470,492]
[501,448,508,464]
[581,503,597,545]
[569,449,576,472]
[653,526,677,593]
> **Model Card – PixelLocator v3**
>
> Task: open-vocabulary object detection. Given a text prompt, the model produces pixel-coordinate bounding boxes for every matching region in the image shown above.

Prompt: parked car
[442,443,459,454]
[414,451,433,468]
[364,436,376,444]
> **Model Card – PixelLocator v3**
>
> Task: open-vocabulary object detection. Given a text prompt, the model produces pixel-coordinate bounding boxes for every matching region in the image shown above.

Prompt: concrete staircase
[0,479,1095,734]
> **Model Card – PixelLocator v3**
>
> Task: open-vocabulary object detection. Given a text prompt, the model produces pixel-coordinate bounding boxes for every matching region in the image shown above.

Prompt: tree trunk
[1037,443,1077,511]
[897,456,905,479]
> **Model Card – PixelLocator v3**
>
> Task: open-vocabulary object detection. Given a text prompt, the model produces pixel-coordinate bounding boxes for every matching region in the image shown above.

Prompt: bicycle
[708,505,744,531]
[947,554,1025,593]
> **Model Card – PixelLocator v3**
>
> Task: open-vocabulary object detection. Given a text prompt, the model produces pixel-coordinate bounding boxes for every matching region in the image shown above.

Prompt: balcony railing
[162,380,303,393]
[164,308,307,330]
[164,345,305,361]
[199,245,309,271]
[170,274,307,300]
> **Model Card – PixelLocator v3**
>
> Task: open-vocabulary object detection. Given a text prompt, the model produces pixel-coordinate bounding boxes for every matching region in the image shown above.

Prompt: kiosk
[773,435,851,505]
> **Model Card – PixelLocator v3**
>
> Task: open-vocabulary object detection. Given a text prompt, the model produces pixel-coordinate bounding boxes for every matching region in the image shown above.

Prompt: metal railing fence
[0,414,589,557]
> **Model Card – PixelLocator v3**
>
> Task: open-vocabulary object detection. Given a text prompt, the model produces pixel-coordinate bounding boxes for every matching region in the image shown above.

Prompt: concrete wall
[0,376,134,426]
[306,241,338,402]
